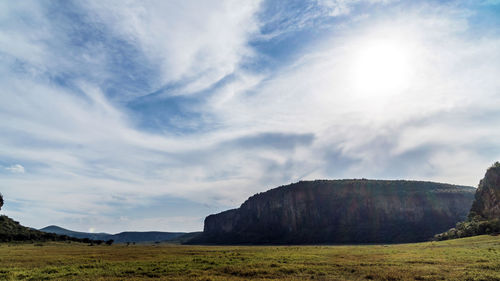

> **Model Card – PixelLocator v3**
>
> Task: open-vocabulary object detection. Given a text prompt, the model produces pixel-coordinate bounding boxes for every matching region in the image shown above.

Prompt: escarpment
[435,163,500,241]
[469,162,500,220]
[198,180,475,244]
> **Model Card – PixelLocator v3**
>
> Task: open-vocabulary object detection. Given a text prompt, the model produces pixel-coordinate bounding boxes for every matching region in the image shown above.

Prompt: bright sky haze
[1,0,500,233]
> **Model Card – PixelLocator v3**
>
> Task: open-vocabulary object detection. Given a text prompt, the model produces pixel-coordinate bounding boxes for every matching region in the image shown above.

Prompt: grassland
[0,235,499,280]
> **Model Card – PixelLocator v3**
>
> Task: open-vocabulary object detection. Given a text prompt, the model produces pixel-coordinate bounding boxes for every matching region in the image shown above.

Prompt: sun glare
[350,39,413,96]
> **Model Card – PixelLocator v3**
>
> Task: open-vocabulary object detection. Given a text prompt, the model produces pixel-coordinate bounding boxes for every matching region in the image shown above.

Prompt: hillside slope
[198,179,475,244]
[0,216,94,243]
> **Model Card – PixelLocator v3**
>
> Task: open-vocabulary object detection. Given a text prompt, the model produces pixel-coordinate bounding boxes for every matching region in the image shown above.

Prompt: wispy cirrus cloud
[79,0,262,99]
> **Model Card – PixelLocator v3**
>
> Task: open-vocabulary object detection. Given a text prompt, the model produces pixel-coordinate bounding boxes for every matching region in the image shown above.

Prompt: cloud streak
[5,165,25,174]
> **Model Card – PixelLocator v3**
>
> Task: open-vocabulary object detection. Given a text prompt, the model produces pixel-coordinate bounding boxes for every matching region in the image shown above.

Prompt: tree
[0,193,3,211]
[105,239,114,246]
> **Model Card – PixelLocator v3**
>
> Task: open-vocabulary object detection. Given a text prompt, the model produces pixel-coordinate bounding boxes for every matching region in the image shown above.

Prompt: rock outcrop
[435,163,500,241]
[198,180,475,244]
[469,162,500,220]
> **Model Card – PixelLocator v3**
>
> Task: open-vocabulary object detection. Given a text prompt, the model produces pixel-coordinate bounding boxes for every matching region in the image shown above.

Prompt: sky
[1,0,500,233]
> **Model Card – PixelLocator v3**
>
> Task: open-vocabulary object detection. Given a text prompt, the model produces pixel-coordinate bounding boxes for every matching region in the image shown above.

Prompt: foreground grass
[0,235,499,280]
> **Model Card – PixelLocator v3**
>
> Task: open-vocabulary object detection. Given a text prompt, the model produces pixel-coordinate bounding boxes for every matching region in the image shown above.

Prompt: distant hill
[111,231,187,243]
[166,232,203,244]
[40,225,111,241]
[1,193,102,243]
[40,225,189,243]
[0,216,98,243]
[193,179,476,244]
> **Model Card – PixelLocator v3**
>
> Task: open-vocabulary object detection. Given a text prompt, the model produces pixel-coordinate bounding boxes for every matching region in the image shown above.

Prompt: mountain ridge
[40,225,190,243]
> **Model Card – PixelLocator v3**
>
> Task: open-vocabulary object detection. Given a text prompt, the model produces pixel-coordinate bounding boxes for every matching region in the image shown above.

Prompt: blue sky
[1,0,500,233]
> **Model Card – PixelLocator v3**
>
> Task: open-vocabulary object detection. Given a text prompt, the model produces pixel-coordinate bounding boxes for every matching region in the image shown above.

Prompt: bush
[434,217,500,241]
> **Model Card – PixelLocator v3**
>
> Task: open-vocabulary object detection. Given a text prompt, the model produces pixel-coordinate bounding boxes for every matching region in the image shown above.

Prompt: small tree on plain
[0,193,3,211]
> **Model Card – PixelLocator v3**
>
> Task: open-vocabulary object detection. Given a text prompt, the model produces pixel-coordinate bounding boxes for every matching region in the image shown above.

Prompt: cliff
[435,163,500,240]
[469,162,500,220]
[199,180,475,244]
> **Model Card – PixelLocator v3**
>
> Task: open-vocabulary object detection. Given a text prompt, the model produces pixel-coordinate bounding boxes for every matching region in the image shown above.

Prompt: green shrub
[434,217,500,241]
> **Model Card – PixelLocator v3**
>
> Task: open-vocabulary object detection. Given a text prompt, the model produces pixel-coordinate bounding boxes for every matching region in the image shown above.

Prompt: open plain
[0,235,499,280]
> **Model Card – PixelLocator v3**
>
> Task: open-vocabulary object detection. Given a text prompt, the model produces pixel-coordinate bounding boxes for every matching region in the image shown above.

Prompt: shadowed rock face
[201,180,475,244]
[470,163,500,220]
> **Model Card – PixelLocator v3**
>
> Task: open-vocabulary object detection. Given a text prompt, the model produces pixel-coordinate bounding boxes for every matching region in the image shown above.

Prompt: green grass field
[0,235,499,280]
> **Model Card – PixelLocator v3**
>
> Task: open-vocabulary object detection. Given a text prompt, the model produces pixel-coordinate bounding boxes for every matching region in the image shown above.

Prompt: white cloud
[204,3,500,185]
[1,1,500,232]
[5,164,25,174]
[80,0,262,97]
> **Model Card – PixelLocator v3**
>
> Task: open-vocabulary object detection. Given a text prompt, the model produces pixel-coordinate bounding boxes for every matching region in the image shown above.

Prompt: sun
[350,39,413,96]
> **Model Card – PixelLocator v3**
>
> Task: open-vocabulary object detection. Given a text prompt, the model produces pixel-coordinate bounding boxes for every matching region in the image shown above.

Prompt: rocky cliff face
[469,162,500,220]
[200,180,475,244]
